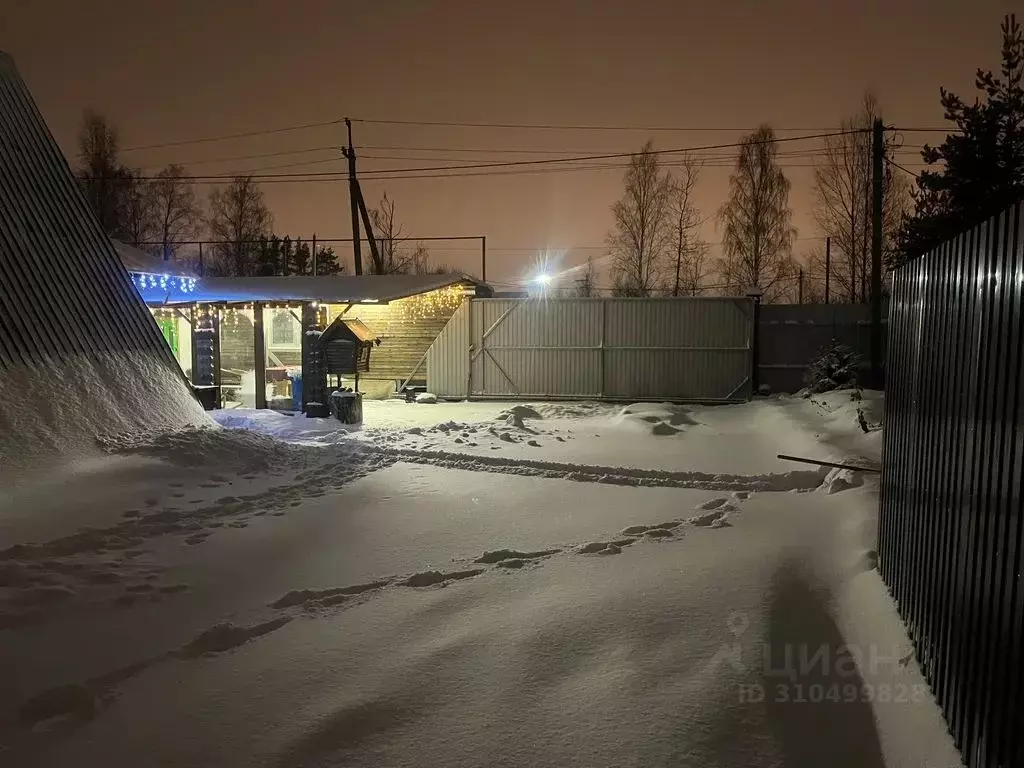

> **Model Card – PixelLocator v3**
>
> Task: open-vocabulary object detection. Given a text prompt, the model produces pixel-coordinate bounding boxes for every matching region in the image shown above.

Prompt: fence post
[871,117,884,389]
[824,236,831,304]
[599,298,606,398]
[747,290,762,396]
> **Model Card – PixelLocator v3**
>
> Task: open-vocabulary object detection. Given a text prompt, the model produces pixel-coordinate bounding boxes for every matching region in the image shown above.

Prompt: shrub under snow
[804,339,862,393]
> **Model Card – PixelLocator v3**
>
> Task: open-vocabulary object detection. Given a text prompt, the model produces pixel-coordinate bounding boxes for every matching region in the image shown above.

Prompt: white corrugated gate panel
[476,348,601,397]
[426,299,469,397]
[603,298,750,348]
[431,297,753,401]
[603,349,749,399]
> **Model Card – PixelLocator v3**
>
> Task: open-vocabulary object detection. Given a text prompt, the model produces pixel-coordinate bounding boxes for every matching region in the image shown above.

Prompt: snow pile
[211,409,355,443]
[0,352,208,485]
[415,392,438,404]
[531,401,613,420]
[610,402,701,436]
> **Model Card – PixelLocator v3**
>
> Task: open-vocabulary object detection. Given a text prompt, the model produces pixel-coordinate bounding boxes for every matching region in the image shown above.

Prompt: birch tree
[151,164,202,263]
[812,93,911,301]
[607,141,673,296]
[207,176,272,276]
[667,155,708,296]
[716,125,796,300]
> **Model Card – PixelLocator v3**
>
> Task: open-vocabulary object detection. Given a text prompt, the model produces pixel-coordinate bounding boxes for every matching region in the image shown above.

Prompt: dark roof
[0,52,181,372]
[113,239,195,277]
[338,317,377,343]
[321,315,380,346]
[162,272,489,304]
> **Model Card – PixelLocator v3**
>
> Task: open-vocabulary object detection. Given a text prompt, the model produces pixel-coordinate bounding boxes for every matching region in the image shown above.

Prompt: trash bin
[290,371,303,412]
[329,390,363,425]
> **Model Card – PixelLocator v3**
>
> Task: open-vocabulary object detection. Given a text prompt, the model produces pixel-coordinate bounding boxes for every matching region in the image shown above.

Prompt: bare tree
[151,164,202,263]
[607,141,673,296]
[667,155,709,296]
[368,192,417,274]
[574,256,597,297]
[410,242,433,274]
[812,93,912,302]
[120,171,157,246]
[716,125,796,300]
[77,110,134,238]
[207,176,272,276]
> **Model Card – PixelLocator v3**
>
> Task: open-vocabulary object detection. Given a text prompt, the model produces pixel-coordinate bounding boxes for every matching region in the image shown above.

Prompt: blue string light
[130,271,197,294]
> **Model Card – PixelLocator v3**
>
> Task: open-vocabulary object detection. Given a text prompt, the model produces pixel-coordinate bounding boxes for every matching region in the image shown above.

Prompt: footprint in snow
[272,580,392,609]
[699,497,730,511]
[578,538,636,555]
[402,569,484,587]
[621,521,680,536]
[644,528,674,539]
[690,510,728,527]
[180,617,291,658]
[474,548,560,564]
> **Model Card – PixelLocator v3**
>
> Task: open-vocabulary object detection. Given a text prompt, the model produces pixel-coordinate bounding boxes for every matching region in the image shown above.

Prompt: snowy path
[0,393,962,767]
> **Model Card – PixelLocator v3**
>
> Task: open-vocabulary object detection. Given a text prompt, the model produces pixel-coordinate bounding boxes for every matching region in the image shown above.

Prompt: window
[271,310,297,346]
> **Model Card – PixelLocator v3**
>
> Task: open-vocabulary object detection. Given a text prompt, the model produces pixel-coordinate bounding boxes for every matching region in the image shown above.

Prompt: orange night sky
[4,0,1015,288]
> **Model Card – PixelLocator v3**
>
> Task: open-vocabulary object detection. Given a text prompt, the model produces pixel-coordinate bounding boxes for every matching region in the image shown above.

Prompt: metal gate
[427,297,753,401]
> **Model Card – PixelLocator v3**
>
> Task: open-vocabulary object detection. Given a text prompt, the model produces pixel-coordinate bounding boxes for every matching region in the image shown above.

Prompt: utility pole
[342,119,363,275]
[870,118,884,389]
[481,235,487,282]
[312,234,317,277]
[798,268,804,304]
[824,236,831,304]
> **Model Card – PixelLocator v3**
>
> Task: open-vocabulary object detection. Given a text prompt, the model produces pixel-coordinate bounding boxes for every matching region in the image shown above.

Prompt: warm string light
[398,286,465,320]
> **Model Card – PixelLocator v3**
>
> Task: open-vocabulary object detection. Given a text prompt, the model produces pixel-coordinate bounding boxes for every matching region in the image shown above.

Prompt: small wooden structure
[319,316,379,391]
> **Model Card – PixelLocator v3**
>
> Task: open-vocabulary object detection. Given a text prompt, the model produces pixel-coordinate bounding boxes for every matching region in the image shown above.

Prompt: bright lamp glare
[535,274,552,285]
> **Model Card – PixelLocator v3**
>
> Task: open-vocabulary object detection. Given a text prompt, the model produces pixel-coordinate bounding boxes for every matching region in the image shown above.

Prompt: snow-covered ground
[0,391,963,767]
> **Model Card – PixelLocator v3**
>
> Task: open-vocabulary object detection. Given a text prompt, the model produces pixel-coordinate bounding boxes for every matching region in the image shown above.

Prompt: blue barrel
[291,372,303,411]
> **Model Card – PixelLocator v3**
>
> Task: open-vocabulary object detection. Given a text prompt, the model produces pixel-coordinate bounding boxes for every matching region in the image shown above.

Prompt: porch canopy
[153,273,488,305]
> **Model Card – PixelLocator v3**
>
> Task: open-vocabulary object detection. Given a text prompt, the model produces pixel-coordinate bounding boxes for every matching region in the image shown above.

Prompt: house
[118,259,491,409]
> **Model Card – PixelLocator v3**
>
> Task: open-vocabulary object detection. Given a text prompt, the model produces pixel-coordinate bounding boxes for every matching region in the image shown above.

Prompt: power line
[141,145,341,170]
[116,129,867,182]
[885,157,922,179]
[488,272,808,293]
[122,118,344,153]
[889,126,959,133]
[350,117,836,132]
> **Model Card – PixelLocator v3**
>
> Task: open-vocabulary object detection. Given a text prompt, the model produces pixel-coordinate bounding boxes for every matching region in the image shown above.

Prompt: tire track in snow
[371,446,829,492]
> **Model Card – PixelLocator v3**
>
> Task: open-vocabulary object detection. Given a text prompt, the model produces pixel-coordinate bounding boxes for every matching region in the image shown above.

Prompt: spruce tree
[899,15,1024,261]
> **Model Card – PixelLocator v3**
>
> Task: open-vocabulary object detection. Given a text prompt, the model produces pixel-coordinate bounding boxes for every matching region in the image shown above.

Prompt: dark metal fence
[879,201,1024,768]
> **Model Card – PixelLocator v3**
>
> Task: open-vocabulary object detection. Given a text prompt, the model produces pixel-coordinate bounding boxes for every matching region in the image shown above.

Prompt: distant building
[116,258,491,408]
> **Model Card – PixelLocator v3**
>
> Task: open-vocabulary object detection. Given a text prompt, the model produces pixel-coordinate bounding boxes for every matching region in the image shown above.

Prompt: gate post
[599,298,607,398]
[746,288,763,396]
